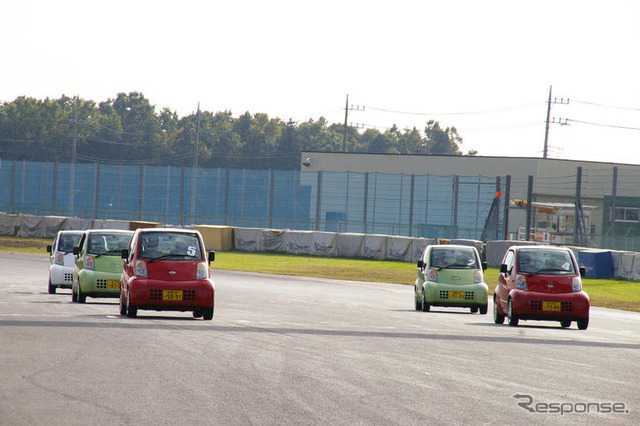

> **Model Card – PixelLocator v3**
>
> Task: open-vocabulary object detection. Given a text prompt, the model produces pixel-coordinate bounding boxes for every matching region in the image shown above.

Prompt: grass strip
[2,237,638,312]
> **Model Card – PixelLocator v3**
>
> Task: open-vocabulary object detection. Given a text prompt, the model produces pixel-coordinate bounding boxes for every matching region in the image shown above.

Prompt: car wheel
[560,320,571,328]
[493,296,505,324]
[421,292,430,312]
[119,290,127,316]
[508,298,519,326]
[77,283,86,304]
[71,283,77,302]
[470,306,478,313]
[48,279,55,294]
[202,305,214,321]
[479,304,488,315]
[193,309,203,318]
[577,317,589,330]
[126,290,137,318]
[414,289,422,311]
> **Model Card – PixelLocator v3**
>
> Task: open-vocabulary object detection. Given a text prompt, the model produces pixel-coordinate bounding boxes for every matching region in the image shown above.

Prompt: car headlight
[572,276,582,292]
[55,253,64,266]
[515,274,527,290]
[85,255,95,271]
[197,261,209,279]
[427,268,437,282]
[474,270,483,284]
[135,259,148,278]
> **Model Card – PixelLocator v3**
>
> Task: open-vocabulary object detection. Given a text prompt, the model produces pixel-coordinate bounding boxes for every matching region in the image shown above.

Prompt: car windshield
[430,247,478,269]
[138,231,203,261]
[518,249,575,274]
[88,233,132,256]
[58,234,82,252]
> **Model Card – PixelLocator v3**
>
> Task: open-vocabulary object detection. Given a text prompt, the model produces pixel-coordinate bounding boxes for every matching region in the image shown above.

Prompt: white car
[47,230,84,294]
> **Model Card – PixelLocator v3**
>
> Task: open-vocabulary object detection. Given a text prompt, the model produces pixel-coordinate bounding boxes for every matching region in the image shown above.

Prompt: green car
[414,244,489,314]
[72,229,134,303]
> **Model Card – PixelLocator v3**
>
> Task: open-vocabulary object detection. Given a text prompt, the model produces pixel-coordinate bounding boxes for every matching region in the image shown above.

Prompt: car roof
[511,245,570,252]
[85,229,133,234]
[136,227,198,235]
[430,244,478,251]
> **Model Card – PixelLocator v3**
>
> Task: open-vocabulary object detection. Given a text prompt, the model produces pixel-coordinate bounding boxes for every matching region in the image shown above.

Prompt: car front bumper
[424,281,489,308]
[128,277,214,311]
[49,264,74,288]
[510,290,590,320]
[77,270,123,297]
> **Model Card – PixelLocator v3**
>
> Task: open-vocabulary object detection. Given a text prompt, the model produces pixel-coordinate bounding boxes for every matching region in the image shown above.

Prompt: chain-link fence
[1,158,638,250]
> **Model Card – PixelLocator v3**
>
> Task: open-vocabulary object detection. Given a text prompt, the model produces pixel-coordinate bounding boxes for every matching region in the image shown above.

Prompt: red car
[120,228,215,320]
[494,246,590,329]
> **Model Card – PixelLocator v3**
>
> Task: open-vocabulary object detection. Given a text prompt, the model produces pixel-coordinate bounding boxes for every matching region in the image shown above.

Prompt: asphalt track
[1,251,639,425]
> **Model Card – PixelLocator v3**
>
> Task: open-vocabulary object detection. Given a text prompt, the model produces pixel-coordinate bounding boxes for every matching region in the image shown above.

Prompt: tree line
[0,92,475,170]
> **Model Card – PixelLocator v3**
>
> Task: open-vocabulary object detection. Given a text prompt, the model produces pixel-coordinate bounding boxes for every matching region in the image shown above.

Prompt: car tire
[77,283,86,304]
[493,296,505,324]
[48,279,55,294]
[119,290,127,316]
[414,289,422,311]
[71,284,77,302]
[193,309,203,318]
[577,317,589,330]
[479,304,488,315]
[202,306,214,321]
[421,293,430,312]
[560,320,571,328]
[470,306,478,313]
[508,298,518,326]
[126,290,137,318]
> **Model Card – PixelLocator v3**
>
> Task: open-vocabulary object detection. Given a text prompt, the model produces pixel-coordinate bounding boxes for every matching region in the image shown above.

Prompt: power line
[366,102,539,116]
[572,100,640,112]
[567,118,640,131]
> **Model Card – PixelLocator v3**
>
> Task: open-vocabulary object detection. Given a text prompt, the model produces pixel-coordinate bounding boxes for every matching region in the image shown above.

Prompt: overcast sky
[2,0,639,164]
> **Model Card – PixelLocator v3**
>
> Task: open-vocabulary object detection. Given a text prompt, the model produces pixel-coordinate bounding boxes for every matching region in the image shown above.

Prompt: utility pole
[70,97,78,216]
[342,94,365,152]
[190,102,201,219]
[542,85,570,159]
[543,86,552,159]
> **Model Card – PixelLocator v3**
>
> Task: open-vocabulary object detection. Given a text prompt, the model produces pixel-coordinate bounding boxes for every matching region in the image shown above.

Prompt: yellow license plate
[449,291,464,300]
[107,280,120,289]
[163,290,183,301]
[542,301,561,311]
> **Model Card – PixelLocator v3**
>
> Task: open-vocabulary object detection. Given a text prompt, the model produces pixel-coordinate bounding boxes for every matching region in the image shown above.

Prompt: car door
[120,233,138,293]
[497,249,516,313]
[416,247,429,297]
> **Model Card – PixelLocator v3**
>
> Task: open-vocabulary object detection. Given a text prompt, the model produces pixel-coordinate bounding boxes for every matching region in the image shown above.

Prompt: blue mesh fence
[0,159,503,240]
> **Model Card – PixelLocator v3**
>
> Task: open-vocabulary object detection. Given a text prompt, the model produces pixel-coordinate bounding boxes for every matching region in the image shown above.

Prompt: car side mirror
[417,260,424,269]
[579,266,586,277]
[482,261,488,271]
[500,264,508,274]
[46,245,52,253]
[208,251,215,264]
[72,246,80,256]
[121,249,129,259]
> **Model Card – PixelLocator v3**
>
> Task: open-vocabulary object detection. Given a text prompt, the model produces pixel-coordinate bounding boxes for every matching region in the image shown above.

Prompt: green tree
[424,120,463,155]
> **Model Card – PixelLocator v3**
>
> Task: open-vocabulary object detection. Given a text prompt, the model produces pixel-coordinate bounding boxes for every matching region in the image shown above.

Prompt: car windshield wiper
[95,249,123,258]
[442,263,474,269]
[148,254,200,263]
[528,267,569,276]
